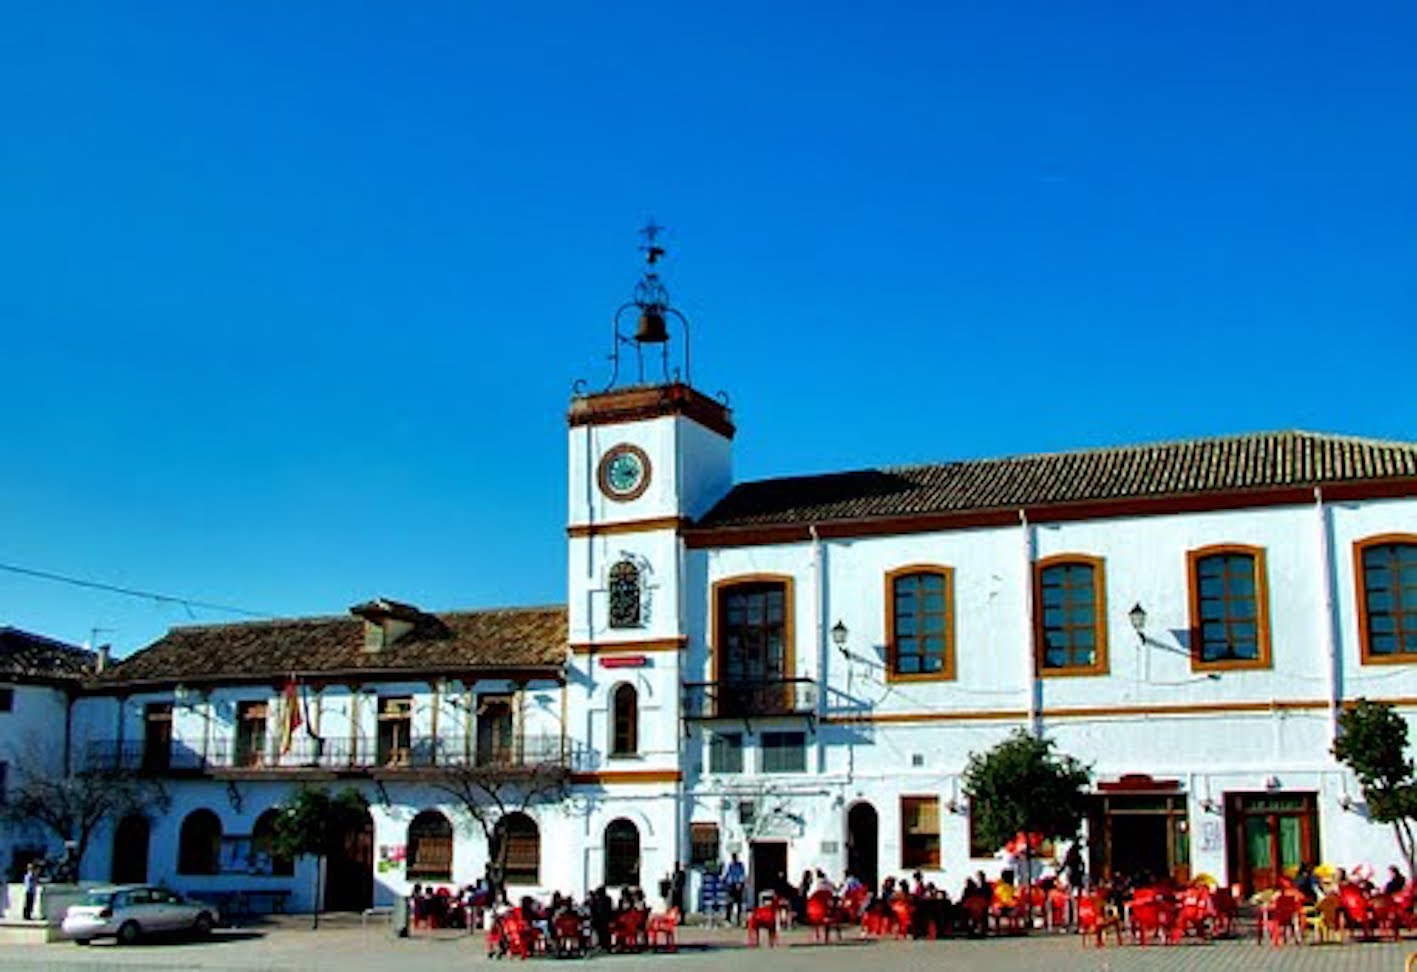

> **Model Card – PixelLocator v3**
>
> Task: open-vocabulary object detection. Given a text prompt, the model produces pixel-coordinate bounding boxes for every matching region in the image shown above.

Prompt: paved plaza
[1,919,1415,972]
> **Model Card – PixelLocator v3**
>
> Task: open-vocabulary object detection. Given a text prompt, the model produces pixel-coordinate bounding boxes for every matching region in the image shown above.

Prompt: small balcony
[81,733,569,778]
[682,678,817,722]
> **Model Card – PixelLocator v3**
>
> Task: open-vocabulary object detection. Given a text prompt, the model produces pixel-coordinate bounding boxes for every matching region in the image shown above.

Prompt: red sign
[600,655,649,669]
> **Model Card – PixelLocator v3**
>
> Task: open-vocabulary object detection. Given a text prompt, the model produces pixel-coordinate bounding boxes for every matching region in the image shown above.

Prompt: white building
[25,248,1417,912]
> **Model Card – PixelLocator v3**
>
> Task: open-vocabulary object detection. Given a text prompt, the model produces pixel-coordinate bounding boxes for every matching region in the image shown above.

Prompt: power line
[0,561,273,619]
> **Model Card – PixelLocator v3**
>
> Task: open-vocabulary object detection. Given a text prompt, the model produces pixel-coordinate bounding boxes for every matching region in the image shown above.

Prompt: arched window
[1187,544,1270,670]
[177,809,222,875]
[886,566,954,680]
[1355,535,1417,663]
[610,683,638,756]
[491,812,540,886]
[608,560,642,628]
[252,809,294,877]
[407,810,453,881]
[604,818,640,889]
[1036,555,1109,675]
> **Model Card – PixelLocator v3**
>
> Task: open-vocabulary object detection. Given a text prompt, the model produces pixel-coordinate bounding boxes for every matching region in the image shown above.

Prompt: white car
[62,884,218,945]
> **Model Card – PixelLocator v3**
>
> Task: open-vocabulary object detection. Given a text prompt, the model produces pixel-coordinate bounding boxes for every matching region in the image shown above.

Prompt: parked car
[62,884,218,945]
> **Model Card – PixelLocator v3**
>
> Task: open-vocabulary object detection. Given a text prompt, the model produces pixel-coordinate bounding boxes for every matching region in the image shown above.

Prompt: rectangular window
[760,731,806,774]
[1188,545,1270,670]
[377,696,413,766]
[708,732,743,774]
[142,703,173,771]
[901,796,941,869]
[716,579,792,717]
[1036,556,1108,675]
[1357,538,1417,661]
[690,822,720,868]
[235,702,269,767]
[476,694,515,766]
[887,568,954,681]
[0,687,13,712]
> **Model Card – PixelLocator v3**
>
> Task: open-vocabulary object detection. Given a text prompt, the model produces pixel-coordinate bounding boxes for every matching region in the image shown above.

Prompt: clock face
[598,444,651,501]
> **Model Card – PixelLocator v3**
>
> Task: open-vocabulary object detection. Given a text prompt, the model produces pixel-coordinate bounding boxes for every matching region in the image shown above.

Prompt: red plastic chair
[1077,893,1122,947]
[746,901,778,947]
[1257,893,1302,947]
[1128,899,1172,945]
[1211,887,1238,937]
[502,913,542,960]
[1170,886,1213,942]
[647,908,679,952]
[553,913,586,958]
[1339,885,1377,940]
[889,896,914,940]
[804,890,845,942]
[609,909,646,952]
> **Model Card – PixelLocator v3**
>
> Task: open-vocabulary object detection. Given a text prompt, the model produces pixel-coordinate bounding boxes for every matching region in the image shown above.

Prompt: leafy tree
[1333,698,1417,879]
[963,730,1092,901]
[0,741,169,878]
[270,786,369,928]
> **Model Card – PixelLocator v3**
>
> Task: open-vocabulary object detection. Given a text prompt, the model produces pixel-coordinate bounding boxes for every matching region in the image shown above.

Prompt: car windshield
[80,891,114,907]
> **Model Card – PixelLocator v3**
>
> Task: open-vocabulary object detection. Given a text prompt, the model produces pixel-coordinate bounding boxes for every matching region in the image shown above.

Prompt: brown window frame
[900,795,941,869]
[406,809,454,881]
[610,682,638,757]
[884,565,955,682]
[492,812,540,886]
[235,701,269,768]
[711,574,795,715]
[1187,544,1271,672]
[1355,534,1417,665]
[1034,554,1109,677]
[689,822,720,868]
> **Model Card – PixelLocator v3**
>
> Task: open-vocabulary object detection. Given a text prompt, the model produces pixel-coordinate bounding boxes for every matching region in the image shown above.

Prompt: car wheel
[74,939,92,946]
[193,913,214,937]
[117,921,141,945]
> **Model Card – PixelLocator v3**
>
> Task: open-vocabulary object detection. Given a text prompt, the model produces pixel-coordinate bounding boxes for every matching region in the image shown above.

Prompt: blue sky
[2,2,1414,654]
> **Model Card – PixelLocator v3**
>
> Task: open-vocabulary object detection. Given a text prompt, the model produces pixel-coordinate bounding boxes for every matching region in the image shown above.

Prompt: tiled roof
[696,430,1417,529]
[100,604,567,685]
[0,627,94,681]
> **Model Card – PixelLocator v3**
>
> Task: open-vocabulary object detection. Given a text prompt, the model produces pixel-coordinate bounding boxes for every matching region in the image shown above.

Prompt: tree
[429,760,569,901]
[0,744,169,879]
[963,730,1092,902]
[1333,698,1417,879]
[270,786,368,929]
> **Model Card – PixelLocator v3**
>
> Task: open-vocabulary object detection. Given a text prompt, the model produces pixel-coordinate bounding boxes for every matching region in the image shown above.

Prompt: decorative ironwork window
[407,810,453,880]
[604,818,640,888]
[177,809,222,875]
[492,812,540,885]
[1037,556,1108,674]
[1357,537,1417,661]
[887,567,953,680]
[608,560,642,628]
[610,683,638,756]
[900,796,940,869]
[1188,545,1270,669]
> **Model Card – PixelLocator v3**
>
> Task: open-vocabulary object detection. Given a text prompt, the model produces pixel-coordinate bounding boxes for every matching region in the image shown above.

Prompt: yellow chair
[1306,896,1344,945]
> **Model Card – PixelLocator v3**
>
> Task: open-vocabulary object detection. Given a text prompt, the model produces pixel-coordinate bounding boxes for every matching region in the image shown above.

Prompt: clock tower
[564,228,734,893]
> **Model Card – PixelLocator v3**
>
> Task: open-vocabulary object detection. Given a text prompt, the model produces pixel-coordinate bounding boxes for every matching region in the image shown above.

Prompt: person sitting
[1385,865,1406,897]
[811,868,837,896]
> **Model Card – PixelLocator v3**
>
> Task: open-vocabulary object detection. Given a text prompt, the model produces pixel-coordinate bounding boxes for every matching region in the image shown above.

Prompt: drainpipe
[1020,509,1040,737]
[810,524,826,773]
[1314,487,1341,743]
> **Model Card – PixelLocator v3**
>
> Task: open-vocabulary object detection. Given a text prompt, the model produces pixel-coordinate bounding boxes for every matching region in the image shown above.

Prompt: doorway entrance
[1226,792,1319,894]
[750,840,788,902]
[1088,791,1190,885]
[111,814,150,884]
[846,802,878,890]
[324,807,374,912]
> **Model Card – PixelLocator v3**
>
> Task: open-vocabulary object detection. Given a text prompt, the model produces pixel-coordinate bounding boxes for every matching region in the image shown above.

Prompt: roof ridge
[161,603,569,635]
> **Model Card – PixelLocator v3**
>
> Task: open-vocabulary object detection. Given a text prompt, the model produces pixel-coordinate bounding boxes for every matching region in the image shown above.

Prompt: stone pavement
[0,917,1413,972]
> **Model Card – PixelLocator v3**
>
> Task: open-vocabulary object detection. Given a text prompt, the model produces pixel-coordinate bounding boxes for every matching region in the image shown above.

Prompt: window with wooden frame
[406,809,453,881]
[1035,555,1108,676]
[713,576,793,717]
[610,682,638,757]
[886,566,954,681]
[1355,535,1417,663]
[900,796,940,869]
[235,701,269,767]
[377,696,413,766]
[690,822,720,868]
[142,702,173,771]
[492,812,540,885]
[1187,545,1271,670]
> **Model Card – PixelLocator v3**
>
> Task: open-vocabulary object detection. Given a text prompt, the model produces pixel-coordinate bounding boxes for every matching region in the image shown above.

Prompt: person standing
[723,853,746,925]
[669,862,687,914]
[22,862,39,921]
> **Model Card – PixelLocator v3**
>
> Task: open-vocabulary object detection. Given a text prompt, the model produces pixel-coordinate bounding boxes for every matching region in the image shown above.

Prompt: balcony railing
[682,678,817,720]
[82,733,567,775]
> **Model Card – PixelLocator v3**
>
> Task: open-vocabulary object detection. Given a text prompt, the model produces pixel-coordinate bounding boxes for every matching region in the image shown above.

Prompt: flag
[280,674,302,755]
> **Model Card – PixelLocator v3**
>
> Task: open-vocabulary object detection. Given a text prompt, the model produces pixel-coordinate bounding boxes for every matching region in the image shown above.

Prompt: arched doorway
[603,818,640,889]
[177,809,222,876]
[112,814,149,884]
[324,806,374,912]
[846,802,878,890]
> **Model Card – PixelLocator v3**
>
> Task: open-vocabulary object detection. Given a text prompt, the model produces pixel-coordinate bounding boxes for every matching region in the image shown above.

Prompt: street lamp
[831,620,849,653]
[1128,603,1147,643]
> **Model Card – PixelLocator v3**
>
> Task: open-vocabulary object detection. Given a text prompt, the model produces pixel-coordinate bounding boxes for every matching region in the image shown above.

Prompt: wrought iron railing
[682,678,817,719]
[81,733,567,774]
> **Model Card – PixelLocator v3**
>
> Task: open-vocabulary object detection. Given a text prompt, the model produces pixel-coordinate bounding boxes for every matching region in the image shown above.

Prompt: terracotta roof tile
[100,605,567,685]
[696,430,1417,530]
[0,628,94,681]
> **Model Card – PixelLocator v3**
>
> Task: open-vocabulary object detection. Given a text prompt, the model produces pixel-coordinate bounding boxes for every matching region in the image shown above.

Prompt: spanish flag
[279,675,302,755]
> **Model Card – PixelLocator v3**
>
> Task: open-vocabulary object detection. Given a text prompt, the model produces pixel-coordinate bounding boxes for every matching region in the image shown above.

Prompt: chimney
[350,598,423,653]
[96,644,110,674]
